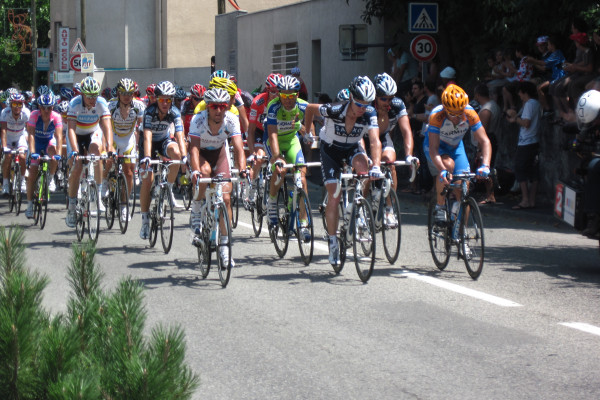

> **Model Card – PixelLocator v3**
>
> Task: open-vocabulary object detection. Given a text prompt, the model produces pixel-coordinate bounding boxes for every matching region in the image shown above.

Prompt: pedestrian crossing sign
[70,38,87,54]
[409,3,438,33]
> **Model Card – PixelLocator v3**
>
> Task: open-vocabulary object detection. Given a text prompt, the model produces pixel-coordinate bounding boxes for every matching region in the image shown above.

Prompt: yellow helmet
[441,84,468,115]
[209,77,237,96]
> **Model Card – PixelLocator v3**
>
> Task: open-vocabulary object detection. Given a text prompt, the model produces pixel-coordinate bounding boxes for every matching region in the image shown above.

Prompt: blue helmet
[336,88,350,101]
[37,93,56,106]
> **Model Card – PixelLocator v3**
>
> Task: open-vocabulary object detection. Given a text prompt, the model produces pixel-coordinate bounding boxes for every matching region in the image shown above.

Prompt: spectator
[550,32,594,123]
[389,45,420,100]
[526,35,566,116]
[502,43,534,111]
[473,83,502,204]
[529,36,552,84]
[291,67,309,101]
[487,49,509,101]
[585,26,600,91]
[505,81,541,209]
[437,66,457,98]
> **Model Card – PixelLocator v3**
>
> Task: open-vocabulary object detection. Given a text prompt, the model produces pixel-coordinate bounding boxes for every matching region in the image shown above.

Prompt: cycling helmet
[241,90,254,108]
[80,77,101,95]
[9,93,26,103]
[441,84,469,115]
[190,83,206,98]
[291,67,301,76]
[155,81,176,97]
[265,73,282,90]
[373,72,397,96]
[60,87,75,100]
[72,82,81,95]
[37,92,56,107]
[209,77,237,96]
[146,83,157,96]
[101,87,112,99]
[204,88,230,104]
[277,75,301,91]
[24,91,34,100]
[37,85,51,96]
[576,90,600,129]
[111,87,118,98]
[348,76,376,102]
[210,70,230,80]
[116,78,136,93]
[336,88,351,102]
[175,87,187,100]
[56,100,69,114]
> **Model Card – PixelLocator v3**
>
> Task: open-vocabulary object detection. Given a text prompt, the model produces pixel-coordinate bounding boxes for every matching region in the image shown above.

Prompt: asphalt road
[2,187,600,400]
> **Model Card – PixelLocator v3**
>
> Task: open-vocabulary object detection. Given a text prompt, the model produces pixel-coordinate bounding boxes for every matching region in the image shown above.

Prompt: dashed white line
[559,322,600,337]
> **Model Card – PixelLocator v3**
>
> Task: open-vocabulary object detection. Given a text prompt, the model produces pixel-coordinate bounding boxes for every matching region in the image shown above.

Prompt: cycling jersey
[265,97,308,144]
[27,110,62,141]
[318,101,378,149]
[108,98,145,139]
[142,103,183,142]
[67,95,110,135]
[1,107,30,143]
[248,92,271,131]
[426,105,482,149]
[381,97,408,135]
[188,110,241,150]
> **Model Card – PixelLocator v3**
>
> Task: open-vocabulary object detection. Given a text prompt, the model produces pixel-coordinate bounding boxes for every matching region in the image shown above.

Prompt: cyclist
[105,78,145,222]
[65,77,114,228]
[188,88,246,267]
[25,92,63,217]
[290,67,309,101]
[144,83,157,107]
[368,72,419,224]
[264,75,311,240]
[181,84,206,136]
[194,76,249,134]
[139,80,186,240]
[55,100,70,160]
[425,84,491,223]
[1,93,30,195]
[174,86,187,110]
[304,76,384,265]
[247,73,281,202]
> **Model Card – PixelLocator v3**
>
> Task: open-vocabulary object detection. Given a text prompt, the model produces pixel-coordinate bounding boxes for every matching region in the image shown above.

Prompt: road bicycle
[31,154,57,229]
[143,158,183,254]
[320,166,377,283]
[191,173,237,288]
[74,154,106,244]
[368,159,417,264]
[103,154,136,234]
[4,149,25,215]
[269,161,321,265]
[427,172,485,279]
[248,155,271,237]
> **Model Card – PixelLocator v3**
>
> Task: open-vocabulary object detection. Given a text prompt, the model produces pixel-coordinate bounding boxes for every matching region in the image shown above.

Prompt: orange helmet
[441,84,468,115]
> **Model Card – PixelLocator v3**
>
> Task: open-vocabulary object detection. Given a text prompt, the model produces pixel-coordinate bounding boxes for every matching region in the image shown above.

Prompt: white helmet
[204,88,230,104]
[349,76,376,103]
[576,90,600,129]
[373,72,397,96]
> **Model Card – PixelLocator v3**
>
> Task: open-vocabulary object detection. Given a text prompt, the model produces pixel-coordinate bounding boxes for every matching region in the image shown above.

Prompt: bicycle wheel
[196,228,211,279]
[117,174,129,234]
[148,207,158,248]
[381,189,401,264]
[39,172,49,230]
[159,186,175,254]
[270,187,289,258]
[32,176,41,226]
[460,197,485,279]
[14,169,22,216]
[75,203,85,242]
[182,183,192,210]
[129,171,137,218]
[105,177,116,230]
[216,203,233,287]
[8,175,14,212]
[295,189,314,265]
[251,178,264,237]
[231,180,239,229]
[352,199,376,283]
[427,197,451,270]
[87,181,100,244]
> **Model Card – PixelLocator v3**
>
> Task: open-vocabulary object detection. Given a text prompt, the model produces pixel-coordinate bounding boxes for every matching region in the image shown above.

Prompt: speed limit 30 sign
[410,34,437,62]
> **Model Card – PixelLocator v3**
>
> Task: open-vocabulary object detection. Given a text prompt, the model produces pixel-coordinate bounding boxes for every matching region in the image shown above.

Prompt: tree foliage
[348,0,600,87]
[0,0,50,90]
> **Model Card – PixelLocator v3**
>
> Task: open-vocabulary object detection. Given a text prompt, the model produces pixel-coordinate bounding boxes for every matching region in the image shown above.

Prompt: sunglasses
[157,97,173,104]
[279,92,298,99]
[40,105,53,111]
[353,100,371,109]
[446,110,463,118]
[378,96,393,102]
[84,94,99,99]
[208,103,228,111]
[11,102,24,108]
[119,91,134,96]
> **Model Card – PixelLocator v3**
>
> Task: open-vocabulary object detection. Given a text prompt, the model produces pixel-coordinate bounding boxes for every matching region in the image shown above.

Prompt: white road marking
[559,322,600,337]
[396,270,523,307]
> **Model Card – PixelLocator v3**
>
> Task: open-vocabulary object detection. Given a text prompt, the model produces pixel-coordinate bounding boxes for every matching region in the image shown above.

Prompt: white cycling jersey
[188,110,241,151]
[108,98,145,139]
[0,106,30,143]
[67,95,110,135]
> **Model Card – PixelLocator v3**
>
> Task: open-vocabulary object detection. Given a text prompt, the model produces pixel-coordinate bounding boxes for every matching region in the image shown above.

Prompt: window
[272,42,298,74]
[339,24,368,61]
